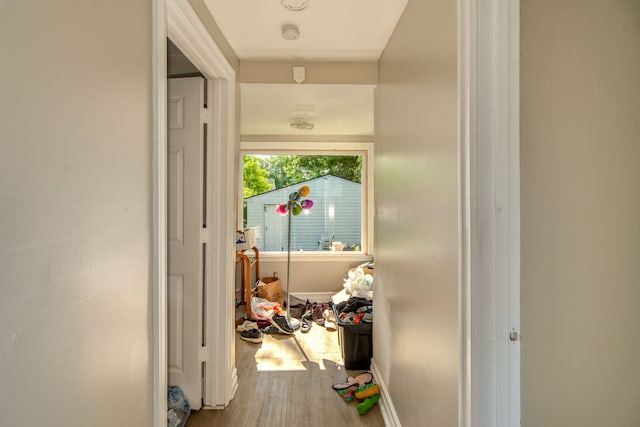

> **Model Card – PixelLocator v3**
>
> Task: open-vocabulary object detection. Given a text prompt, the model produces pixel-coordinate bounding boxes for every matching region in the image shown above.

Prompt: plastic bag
[167,385,191,427]
[250,296,284,320]
[343,267,374,300]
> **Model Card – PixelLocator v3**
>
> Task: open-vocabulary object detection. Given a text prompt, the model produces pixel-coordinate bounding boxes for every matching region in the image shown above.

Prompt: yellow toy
[355,383,379,400]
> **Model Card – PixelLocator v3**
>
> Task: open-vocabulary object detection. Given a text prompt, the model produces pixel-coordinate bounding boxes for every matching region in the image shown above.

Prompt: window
[239,142,373,255]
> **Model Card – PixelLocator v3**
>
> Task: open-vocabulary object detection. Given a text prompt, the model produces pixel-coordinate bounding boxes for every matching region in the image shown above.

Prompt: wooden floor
[186,317,384,427]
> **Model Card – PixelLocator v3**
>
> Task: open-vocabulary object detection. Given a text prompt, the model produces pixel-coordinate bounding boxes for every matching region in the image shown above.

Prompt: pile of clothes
[331,262,374,325]
[334,296,373,325]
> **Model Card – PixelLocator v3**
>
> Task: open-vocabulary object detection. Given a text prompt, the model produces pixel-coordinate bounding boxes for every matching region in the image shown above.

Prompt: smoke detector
[281,0,310,12]
[281,24,300,40]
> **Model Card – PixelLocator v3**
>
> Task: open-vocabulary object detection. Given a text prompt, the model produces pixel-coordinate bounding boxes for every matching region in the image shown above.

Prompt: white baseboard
[371,359,402,427]
[289,291,335,303]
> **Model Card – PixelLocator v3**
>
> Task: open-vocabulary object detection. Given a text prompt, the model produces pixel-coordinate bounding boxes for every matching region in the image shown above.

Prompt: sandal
[312,303,325,326]
[332,371,373,391]
[323,307,337,331]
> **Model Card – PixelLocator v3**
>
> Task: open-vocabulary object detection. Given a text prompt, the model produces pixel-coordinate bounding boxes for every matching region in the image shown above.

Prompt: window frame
[238,139,374,261]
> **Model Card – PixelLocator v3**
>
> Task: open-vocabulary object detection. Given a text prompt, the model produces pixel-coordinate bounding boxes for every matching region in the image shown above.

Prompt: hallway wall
[374,0,459,425]
[0,1,153,425]
[521,1,640,425]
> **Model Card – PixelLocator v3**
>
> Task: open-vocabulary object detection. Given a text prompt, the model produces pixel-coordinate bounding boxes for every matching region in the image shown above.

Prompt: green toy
[357,394,380,415]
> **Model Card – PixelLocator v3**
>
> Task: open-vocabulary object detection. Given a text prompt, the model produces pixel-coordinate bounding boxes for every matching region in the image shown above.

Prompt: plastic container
[335,308,373,370]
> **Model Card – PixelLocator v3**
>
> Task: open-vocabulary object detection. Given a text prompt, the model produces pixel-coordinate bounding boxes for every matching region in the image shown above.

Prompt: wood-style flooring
[186,316,384,426]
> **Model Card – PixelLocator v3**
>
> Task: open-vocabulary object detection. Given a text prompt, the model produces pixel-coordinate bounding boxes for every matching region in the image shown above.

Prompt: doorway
[153,0,238,424]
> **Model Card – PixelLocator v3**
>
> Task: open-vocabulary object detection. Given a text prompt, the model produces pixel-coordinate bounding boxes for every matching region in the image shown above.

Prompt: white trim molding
[371,359,401,427]
[167,0,235,79]
[152,0,168,425]
[154,0,237,423]
[459,0,521,426]
[239,139,375,256]
[168,0,237,409]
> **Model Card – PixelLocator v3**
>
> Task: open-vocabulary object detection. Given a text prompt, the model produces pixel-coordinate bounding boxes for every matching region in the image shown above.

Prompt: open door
[167,76,206,410]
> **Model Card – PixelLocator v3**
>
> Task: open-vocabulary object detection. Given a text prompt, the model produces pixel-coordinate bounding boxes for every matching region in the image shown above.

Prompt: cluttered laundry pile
[331,262,374,323]
[234,262,374,349]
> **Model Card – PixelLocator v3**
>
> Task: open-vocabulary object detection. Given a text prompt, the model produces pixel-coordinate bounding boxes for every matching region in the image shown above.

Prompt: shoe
[239,328,263,344]
[323,307,337,331]
[289,303,306,319]
[236,320,258,332]
[301,318,312,333]
[269,314,295,335]
[262,325,286,335]
[312,304,325,326]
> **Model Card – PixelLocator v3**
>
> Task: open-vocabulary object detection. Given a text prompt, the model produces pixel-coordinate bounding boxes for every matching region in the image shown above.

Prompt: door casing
[153,0,237,424]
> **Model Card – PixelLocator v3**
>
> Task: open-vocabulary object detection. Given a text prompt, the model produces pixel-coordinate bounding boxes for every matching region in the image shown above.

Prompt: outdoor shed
[245,175,362,252]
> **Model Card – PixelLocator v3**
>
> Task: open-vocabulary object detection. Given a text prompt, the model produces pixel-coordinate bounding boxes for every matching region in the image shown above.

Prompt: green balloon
[292,204,302,215]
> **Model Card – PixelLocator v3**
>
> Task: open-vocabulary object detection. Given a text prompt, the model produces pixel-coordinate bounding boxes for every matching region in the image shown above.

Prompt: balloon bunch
[276,185,314,216]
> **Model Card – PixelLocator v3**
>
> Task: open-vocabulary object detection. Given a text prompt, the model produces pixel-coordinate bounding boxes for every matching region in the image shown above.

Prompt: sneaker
[262,325,287,335]
[236,320,258,332]
[300,318,312,333]
[289,303,306,319]
[269,314,295,335]
[239,328,263,344]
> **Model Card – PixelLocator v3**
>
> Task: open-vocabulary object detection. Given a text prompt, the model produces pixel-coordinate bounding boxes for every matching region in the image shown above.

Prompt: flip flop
[332,371,373,391]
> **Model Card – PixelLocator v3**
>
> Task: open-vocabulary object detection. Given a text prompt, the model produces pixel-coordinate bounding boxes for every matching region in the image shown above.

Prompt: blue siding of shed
[245,175,361,251]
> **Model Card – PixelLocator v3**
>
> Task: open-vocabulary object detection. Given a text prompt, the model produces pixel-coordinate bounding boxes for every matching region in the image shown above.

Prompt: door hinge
[509,329,520,342]
[199,346,208,362]
[201,107,208,124]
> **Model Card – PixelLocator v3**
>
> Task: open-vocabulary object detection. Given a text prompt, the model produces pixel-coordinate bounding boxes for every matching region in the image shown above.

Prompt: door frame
[153,0,237,424]
[458,0,521,426]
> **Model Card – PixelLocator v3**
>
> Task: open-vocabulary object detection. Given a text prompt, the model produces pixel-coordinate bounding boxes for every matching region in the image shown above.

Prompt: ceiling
[241,83,375,136]
[203,0,408,136]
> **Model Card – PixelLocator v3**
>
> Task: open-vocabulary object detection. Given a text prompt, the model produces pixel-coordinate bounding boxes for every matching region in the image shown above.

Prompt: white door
[263,204,284,251]
[168,77,206,410]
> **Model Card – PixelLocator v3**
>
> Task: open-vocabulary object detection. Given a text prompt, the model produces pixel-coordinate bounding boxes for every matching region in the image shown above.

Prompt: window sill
[258,251,373,263]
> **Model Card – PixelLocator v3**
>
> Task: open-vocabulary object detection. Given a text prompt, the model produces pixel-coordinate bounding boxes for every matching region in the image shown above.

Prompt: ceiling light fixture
[281,24,300,40]
[281,0,310,12]
[290,118,314,130]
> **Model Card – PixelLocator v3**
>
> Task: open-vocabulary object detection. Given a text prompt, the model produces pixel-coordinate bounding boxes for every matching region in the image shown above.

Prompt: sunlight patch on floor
[254,324,343,372]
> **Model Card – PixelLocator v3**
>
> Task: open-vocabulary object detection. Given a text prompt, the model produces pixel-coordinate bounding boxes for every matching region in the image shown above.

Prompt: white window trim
[239,140,374,258]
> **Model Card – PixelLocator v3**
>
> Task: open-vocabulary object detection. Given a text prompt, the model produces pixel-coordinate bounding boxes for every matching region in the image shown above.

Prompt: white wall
[521,1,640,425]
[256,256,369,295]
[374,0,459,425]
[0,1,153,425]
